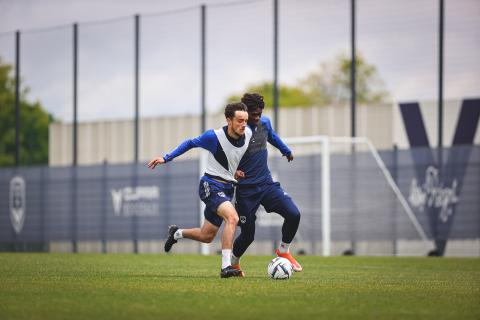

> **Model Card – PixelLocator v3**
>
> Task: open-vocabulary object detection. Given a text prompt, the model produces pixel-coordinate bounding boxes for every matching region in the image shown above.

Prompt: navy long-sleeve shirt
[237,116,291,185]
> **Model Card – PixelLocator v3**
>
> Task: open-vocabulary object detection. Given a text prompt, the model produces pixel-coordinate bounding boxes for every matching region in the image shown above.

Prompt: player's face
[229,110,249,137]
[248,107,262,126]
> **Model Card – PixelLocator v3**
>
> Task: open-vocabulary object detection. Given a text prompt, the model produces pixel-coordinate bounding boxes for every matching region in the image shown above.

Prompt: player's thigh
[199,177,235,227]
[235,186,262,225]
[263,182,300,218]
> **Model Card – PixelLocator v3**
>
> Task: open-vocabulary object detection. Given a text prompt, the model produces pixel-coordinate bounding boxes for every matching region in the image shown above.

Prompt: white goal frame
[283,135,432,256]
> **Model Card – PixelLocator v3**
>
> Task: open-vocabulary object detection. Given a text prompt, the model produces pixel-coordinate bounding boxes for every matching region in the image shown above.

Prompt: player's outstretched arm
[264,117,294,162]
[147,156,166,169]
[147,130,217,170]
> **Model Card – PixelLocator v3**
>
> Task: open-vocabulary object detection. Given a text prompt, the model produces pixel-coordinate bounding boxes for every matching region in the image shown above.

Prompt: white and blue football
[267,257,293,280]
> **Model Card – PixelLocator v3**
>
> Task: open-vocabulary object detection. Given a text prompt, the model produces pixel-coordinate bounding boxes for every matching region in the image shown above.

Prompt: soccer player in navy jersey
[231,93,302,275]
[147,102,252,278]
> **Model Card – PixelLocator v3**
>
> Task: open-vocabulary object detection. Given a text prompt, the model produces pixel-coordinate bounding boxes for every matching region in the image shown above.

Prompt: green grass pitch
[0,253,479,319]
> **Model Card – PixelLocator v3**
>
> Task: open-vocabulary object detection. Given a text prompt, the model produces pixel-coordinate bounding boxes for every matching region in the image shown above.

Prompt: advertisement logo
[9,176,26,234]
[409,166,459,223]
[110,186,160,217]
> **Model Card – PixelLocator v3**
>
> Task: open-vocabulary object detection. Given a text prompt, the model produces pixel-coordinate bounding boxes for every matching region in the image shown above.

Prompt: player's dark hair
[241,93,265,111]
[224,102,247,119]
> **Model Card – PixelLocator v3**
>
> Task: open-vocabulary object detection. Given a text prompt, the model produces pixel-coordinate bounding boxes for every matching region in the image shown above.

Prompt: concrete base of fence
[444,239,480,257]
[49,241,73,253]
[43,239,480,257]
[107,241,134,253]
[77,241,103,253]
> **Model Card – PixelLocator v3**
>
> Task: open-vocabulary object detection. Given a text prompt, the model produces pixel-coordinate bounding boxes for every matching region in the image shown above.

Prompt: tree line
[226,53,390,108]
[0,58,52,167]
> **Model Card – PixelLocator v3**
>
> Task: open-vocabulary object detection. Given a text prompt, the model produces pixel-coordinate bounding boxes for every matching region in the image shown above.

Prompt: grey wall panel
[0,148,478,255]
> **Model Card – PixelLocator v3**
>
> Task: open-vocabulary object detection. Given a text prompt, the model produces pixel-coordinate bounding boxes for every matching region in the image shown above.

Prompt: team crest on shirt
[240,216,247,224]
[217,192,226,198]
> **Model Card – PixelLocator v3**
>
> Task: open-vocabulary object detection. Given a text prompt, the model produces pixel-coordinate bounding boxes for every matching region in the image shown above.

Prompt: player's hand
[285,153,294,162]
[147,156,166,169]
[235,170,245,180]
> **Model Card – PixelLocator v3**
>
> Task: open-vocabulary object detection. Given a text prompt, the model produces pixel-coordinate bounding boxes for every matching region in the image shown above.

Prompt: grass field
[0,254,479,320]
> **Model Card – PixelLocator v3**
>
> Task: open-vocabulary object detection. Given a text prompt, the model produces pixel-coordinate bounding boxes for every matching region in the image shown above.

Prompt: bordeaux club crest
[9,176,26,234]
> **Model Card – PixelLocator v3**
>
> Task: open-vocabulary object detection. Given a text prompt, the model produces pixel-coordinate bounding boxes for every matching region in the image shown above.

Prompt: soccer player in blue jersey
[147,102,252,278]
[231,93,302,275]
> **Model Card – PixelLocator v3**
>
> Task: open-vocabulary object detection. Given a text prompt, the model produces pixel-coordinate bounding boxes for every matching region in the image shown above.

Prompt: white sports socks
[231,254,240,266]
[222,249,232,269]
[278,241,290,254]
[174,229,183,240]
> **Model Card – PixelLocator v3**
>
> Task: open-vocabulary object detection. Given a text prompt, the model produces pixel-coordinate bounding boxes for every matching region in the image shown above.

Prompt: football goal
[266,135,434,256]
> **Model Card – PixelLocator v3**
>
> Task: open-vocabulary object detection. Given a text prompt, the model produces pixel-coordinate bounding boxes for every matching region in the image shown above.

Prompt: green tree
[225,81,314,109]
[0,58,53,167]
[225,53,390,108]
[300,53,390,106]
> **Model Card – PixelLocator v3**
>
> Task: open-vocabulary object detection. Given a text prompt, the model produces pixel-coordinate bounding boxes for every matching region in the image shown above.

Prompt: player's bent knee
[225,214,239,226]
[217,201,239,226]
[203,233,215,243]
[289,206,301,221]
[200,230,216,243]
[293,210,301,221]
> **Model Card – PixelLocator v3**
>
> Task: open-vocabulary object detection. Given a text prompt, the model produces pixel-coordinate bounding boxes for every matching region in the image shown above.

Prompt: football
[267,257,293,280]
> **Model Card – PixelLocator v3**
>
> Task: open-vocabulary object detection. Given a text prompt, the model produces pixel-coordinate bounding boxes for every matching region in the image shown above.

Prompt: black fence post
[437,0,444,208]
[273,0,279,132]
[71,166,78,253]
[200,5,207,251]
[134,14,140,164]
[346,149,357,256]
[101,160,108,253]
[71,23,78,253]
[438,0,444,153]
[40,167,48,252]
[73,23,78,167]
[132,165,139,254]
[132,14,141,254]
[350,0,356,138]
[201,5,206,133]
[15,30,20,167]
[343,0,358,257]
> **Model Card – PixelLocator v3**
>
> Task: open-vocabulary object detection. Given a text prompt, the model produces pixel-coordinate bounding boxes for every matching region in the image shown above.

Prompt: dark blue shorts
[199,175,235,227]
[235,180,297,226]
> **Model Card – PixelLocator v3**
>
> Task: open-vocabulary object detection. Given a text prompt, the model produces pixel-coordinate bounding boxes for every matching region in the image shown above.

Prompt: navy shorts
[235,180,297,226]
[199,175,235,227]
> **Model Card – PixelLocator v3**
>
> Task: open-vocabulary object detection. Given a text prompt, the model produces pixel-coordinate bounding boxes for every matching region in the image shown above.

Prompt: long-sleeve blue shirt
[163,130,218,162]
[163,126,248,162]
[237,116,291,185]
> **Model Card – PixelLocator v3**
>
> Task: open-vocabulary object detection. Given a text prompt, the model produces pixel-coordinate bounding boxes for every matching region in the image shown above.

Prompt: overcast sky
[0,0,479,122]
